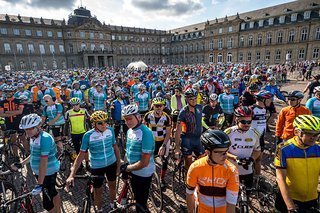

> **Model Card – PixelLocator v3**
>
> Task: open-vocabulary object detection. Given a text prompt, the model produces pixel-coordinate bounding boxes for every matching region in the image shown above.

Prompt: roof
[0,14,64,26]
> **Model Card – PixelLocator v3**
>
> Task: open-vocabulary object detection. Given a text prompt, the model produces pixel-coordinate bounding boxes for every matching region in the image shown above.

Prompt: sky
[0,0,295,30]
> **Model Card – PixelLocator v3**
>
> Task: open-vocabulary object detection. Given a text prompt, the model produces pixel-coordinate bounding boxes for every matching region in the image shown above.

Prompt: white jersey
[224,126,261,175]
[251,105,267,136]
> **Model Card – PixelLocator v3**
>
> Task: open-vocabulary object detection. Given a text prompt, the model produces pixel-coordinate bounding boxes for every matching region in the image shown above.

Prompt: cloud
[128,0,204,16]
[3,0,76,9]
[211,0,220,5]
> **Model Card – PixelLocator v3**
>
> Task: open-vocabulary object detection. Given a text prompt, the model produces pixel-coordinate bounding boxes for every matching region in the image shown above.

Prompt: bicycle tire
[171,161,187,206]
[0,181,18,213]
[56,153,71,188]
[254,176,277,212]
[296,74,304,81]
[148,172,163,212]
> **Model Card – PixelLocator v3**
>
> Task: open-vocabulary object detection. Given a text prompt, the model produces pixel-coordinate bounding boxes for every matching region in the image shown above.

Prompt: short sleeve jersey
[178,105,203,137]
[30,131,60,175]
[126,124,155,177]
[80,127,117,169]
[42,103,65,126]
[134,92,150,112]
[144,111,171,142]
[202,104,223,127]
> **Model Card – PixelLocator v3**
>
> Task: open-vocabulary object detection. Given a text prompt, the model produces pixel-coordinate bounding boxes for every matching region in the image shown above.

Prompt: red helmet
[234,106,253,117]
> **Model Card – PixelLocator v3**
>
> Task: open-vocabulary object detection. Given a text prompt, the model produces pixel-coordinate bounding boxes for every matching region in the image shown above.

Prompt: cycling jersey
[218,93,236,114]
[240,91,256,106]
[70,89,85,104]
[80,127,117,169]
[14,90,32,102]
[37,88,56,106]
[0,97,23,124]
[306,97,320,118]
[144,111,171,142]
[134,92,150,112]
[274,136,320,202]
[130,84,139,96]
[126,124,155,177]
[202,104,223,128]
[263,84,285,102]
[230,87,239,105]
[251,105,267,135]
[42,103,65,126]
[30,131,60,176]
[186,157,239,213]
[178,105,203,137]
[65,108,89,134]
[91,91,107,111]
[224,126,261,175]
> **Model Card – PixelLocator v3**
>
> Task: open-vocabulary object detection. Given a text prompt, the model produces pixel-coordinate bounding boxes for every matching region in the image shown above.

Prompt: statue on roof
[40,17,44,24]
[236,12,240,19]
[51,19,55,25]
[206,20,209,25]
[224,15,228,21]
[18,14,22,22]
[5,14,10,22]
[215,17,218,23]
[30,17,34,23]
[62,19,66,26]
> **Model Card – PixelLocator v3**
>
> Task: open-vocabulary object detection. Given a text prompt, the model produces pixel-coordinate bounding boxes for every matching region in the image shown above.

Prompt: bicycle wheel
[172,162,187,206]
[0,181,18,213]
[148,172,163,212]
[296,73,304,81]
[254,176,277,212]
[56,153,71,188]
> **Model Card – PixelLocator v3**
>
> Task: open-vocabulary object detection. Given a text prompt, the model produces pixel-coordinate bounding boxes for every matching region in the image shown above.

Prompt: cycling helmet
[19,95,28,101]
[293,115,320,131]
[174,85,182,92]
[152,97,166,105]
[255,90,274,100]
[3,85,15,92]
[209,93,218,101]
[201,129,231,151]
[138,84,146,90]
[248,83,259,91]
[234,106,253,117]
[122,104,139,117]
[224,84,232,88]
[19,114,42,129]
[287,90,304,99]
[184,88,197,98]
[17,83,25,88]
[115,89,123,97]
[90,111,108,123]
[267,77,276,82]
[70,97,80,105]
[80,85,87,90]
[314,86,320,93]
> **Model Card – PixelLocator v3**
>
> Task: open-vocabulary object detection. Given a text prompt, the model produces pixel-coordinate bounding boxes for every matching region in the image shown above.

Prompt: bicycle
[237,180,250,213]
[296,69,304,81]
[148,171,163,212]
[171,155,187,208]
[0,169,18,212]
[116,121,126,159]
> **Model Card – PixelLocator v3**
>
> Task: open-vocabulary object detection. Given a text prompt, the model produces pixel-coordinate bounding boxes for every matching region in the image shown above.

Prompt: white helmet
[314,86,320,93]
[19,114,42,129]
[209,93,218,101]
[122,104,139,117]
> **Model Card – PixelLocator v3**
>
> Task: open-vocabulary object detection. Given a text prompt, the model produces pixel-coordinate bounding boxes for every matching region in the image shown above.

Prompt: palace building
[0,0,319,70]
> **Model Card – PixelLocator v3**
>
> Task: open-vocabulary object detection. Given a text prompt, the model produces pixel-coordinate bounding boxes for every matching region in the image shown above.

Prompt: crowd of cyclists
[0,61,319,213]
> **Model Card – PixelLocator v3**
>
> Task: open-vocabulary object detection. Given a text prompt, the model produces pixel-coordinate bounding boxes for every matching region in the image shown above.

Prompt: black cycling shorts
[35,173,58,211]
[50,125,64,137]
[91,161,117,188]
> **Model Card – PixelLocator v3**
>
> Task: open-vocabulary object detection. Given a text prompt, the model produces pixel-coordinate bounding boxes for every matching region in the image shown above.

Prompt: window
[4,43,11,53]
[304,11,311,19]
[209,40,214,50]
[189,44,193,52]
[265,50,271,60]
[227,53,232,63]
[313,48,319,59]
[257,34,262,46]
[239,52,243,61]
[228,26,233,32]
[111,35,115,40]
[249,22,254,28]
[142,37,145,42]
[57,32,62,38]
[100,44,105,51]
[0,28,8,35]
[219,28,223,34]
[227,38,233,48]
[248,36,253,47]
[288,30,295,42]
[299,49,305,59]
[68,44,73,53]
[16,43,23,53]
[47,31,53,37]
[81,43,86,50]
[39,44,45,54]
[79,31,85,38]
[36,30,42,37]
[59,45,64,53]
[291,13,297,22]
[67,32,72,37]
[275,50,281,60]
[25,29,31,36]
[247,52,252,61]
[259,20,264,27]
[99,33,103,39]
[126,47,129,54]
[28,44,34,53]
[277,31,283,43]
[239,37,244,47]
[316,27,320,40]
[286,50,292,61]
[209,54,214,63]
[218,39,223,49]
[90,32,94,39]
[279,15,285,24]
[256,51,261,60]
[49,44,55,54]
[269,18,274,25]
[13,29,20,36]
[241,23,246,30]
[300,28,308,41]
[90,44,96,51]
[217,53,223,63]
[124,36,128,41]
[267,33,272,44]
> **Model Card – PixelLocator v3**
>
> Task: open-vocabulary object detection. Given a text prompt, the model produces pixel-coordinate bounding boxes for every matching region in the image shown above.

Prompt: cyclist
[218,84,236,128]
[66,111,121,212]
[240,83,259,107]
[225,106,261,189]
[170,85,186,135]
[120,104,155,212]
[134,84,151,117]
[202,93,224,131]
[275,90,311,144]
[90,83,108,112]
[274,115,320,212]
[303,74,320,99]
[144,97,171,188]
[70,81,85,106]
[186,130,239,212]
[17,114,61,213]
[175,88,204,170]
[306,86,320,118]
[14,83,32,103]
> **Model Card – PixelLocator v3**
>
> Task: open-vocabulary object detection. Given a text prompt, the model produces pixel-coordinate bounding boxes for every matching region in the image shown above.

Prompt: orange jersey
[52,87,62,103]
[31,86,39,102]
[186,157,239,213]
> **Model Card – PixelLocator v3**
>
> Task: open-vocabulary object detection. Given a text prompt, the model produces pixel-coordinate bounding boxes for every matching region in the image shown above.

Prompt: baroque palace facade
[0,0,319,71]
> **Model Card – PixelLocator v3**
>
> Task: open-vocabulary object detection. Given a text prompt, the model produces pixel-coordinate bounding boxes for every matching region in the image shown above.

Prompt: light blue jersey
[306,97,320,118]
[37,88,56,106]
[80,128,117,169]
[70,89,85,104]
[134,92,150,112]
[126,124,155,177]
[218,93,236,114]
[14,90,32,102]
[130,84,139,96]
[30,131,60,175]
[91,91,107,111]
[42,103,65,125]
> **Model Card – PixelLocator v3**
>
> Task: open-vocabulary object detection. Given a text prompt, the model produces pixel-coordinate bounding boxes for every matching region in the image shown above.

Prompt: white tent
[127,61,148,71]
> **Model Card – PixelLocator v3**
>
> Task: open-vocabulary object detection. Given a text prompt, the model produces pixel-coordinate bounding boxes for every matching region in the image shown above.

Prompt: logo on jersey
[245,138,253,142]
[231,143,254,150]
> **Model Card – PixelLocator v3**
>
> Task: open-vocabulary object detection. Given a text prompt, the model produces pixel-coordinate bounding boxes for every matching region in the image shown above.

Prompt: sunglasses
[188,97,197,101]
[212,149,228,155]
[96,120,108,125]
[239,120,252,125]
[44,100,49,103]
[288,97,298,101]
[301,131,320,137]
[154,104,163,108]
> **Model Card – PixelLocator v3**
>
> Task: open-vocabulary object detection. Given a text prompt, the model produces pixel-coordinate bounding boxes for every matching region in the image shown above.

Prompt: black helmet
[248,83,259,91]
[201,130,231,150]
[287,90,304,99]
[184,88,197,98]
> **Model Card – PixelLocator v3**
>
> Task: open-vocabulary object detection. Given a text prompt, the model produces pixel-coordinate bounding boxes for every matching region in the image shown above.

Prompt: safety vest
[67,109,87,134]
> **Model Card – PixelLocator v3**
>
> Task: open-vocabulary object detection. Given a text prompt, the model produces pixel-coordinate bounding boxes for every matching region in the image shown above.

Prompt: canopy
[127,61,148,71]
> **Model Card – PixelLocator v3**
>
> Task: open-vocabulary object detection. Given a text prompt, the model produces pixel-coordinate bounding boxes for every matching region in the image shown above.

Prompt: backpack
[43,103,65,118]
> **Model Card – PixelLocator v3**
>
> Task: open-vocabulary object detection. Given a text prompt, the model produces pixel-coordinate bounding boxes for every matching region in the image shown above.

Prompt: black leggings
[131,173,152,212]
[71,133,84,154]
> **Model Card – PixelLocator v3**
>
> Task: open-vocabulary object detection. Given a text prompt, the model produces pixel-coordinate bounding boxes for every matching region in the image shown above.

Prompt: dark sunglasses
[96,120,108,125]
[239,120,252,125]
[301,131,320,137]
[154,104,163,108]
[44,100,49,103]
[288,97,298,101]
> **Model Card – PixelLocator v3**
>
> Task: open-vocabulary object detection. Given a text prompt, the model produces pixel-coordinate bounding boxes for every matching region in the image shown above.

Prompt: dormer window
[269,18,274,25]
[291,13,297,22]
[241,23,246,30]
[249,22,254,28]
[259,20,264,27]
[304,11,311,19]
[279,15,285,24]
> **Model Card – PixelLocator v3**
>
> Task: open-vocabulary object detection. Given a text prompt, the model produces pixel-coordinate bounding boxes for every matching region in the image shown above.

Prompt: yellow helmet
[293,115,320,131]
[152,97,166,105]
[90,111,108,123]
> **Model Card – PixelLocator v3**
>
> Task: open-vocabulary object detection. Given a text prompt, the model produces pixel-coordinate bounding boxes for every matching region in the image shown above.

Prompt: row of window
[111,35,166,43]
[3,60,67,70]
[3,43,64,54]
[0,28,63,38]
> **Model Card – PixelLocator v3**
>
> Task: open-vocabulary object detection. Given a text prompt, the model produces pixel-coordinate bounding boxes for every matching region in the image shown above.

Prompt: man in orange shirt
[52,82,62,103]
[275,90,311,144]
